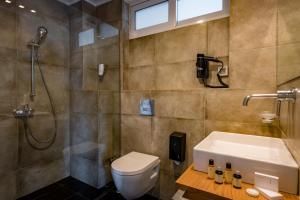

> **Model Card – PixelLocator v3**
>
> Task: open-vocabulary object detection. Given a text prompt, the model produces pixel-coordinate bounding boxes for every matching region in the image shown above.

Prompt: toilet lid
[111,152,160,176]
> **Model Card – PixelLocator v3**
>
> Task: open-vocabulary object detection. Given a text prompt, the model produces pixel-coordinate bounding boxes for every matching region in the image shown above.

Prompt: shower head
[35,26,48,45]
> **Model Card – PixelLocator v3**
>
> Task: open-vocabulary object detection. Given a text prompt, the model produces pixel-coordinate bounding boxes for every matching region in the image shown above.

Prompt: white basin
[193,131,299,194]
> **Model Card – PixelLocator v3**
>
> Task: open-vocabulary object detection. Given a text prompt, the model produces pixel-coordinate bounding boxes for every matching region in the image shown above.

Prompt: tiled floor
[17,177,159,200]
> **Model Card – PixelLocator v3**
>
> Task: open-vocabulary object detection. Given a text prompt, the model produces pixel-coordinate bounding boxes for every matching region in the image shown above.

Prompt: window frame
[130,0,175,39]
[129,0,229,39]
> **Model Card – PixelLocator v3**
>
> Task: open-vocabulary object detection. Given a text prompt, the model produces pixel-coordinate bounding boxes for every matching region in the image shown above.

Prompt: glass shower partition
[0,0,121,199]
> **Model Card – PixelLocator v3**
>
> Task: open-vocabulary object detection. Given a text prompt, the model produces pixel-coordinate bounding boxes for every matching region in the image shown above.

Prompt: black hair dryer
[196,53,228,88]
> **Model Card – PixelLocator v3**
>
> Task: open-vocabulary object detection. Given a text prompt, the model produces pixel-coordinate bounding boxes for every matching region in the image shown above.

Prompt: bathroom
[0,0,299,199]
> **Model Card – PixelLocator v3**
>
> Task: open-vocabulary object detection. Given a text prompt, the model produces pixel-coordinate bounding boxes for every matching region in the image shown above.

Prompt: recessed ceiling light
[30,9,36,13]
[5,0,12,4]
[18,4,25,8]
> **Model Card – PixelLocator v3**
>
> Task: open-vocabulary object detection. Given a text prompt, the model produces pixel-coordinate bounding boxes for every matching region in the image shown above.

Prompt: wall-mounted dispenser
[169,132,186,163]
[196,53,229,88]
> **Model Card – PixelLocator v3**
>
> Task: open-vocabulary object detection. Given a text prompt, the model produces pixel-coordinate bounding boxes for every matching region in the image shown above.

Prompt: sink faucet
[242,89,298,106]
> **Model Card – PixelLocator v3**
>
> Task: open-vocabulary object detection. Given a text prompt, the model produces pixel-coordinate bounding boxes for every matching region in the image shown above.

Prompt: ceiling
[57,0,112,6]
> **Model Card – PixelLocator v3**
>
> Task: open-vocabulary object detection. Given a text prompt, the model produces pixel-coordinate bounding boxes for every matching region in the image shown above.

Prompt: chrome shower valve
[13,104,34,119]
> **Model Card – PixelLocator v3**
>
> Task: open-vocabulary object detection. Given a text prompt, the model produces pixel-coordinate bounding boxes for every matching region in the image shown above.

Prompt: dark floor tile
[17,176,159,200]
[65,194,89,200]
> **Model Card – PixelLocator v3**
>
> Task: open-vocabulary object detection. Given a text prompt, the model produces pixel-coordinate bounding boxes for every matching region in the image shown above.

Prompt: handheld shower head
[35,26,48,45]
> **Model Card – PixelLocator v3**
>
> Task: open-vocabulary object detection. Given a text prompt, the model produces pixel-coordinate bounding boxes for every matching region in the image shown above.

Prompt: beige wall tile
[129,36,155,67]
[0,118,17,173]
[0,171,16,200]
[155,61,203,90]
[230,0,277,50]
[0,7,16,49]
[83,68,98,91]
[17,159,68,198]
[205,120,281,138]
[153,91,204,120]
[205,89,275,123]
[277,43,300,85]
[230,47,276,90]
[98,68,120,91]
[208,18,229,57]
[100,43,120,67]
[278,0,300,44]
[121,115,152,155]
[124,66,155,90]
[71,91,98,114]
[155,23,207,64]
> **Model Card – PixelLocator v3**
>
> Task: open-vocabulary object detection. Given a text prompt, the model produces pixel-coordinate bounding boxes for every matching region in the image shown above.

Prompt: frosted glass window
[177,0,223,22]
[135,1,169,30]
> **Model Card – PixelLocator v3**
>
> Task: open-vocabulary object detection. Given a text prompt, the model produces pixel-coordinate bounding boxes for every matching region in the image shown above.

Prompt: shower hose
[22,50,57,150]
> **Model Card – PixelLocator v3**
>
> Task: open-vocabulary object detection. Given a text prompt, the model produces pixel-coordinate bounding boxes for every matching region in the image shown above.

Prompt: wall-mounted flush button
[139,99,154,116]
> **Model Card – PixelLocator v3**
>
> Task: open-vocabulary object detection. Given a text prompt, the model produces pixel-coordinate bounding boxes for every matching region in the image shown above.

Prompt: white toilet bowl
[111,152,160,200]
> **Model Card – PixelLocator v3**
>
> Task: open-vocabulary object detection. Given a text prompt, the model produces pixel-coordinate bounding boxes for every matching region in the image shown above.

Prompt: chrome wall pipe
[242,88,298,106]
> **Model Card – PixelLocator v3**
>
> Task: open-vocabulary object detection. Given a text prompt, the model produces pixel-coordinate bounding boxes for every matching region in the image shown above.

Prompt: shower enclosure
[0,0,122,199]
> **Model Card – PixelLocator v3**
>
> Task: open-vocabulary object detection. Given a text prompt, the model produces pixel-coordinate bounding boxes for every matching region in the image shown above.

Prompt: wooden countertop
[176,165,299,200]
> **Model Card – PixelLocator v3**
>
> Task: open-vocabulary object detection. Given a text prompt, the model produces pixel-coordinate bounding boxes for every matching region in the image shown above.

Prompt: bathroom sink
[193,131,299,194]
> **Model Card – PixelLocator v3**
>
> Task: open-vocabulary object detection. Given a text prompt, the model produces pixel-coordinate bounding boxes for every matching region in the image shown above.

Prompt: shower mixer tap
[13,104,34,119]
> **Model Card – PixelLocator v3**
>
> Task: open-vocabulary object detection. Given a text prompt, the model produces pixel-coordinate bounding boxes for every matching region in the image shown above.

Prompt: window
[177,0,223,23]
[129,0,229,39]
[135,1,169,30]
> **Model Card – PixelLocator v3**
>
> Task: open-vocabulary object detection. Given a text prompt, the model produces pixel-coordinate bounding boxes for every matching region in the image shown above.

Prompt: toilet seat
[112,152,160,176]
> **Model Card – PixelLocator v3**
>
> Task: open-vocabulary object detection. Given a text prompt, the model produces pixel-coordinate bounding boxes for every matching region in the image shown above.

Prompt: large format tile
[70,113,98,146]
[205,120,282,138]
[205,89,275,123]
[17,159,68,198]
[278,0,300,44]
[155,23,207,64]
[129,35,155,67]
[208,18,229,57]
[124,66,155,90]
[230,0,276,50]
[229,47,276,90]
[155,61,202,90]
[153,91,204,120]
[121,115,152,155]
[71,91,98,114]
[0,7,16,49]
[277,42,300,85]
[0,171,16,200]
[0,118,18,173]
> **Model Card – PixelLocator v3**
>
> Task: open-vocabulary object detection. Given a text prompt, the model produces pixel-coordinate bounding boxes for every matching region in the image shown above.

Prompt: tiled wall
[0,0,70,199]
[277,0,300,195]
[121,0,280,199]
[69,0,121,189]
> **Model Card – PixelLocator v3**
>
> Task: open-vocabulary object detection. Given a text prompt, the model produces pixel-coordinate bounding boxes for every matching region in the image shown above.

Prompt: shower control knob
[13,104,34,119]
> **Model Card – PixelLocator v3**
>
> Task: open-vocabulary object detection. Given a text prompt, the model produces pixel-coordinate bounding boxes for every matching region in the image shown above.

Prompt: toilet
[111,152,160,200]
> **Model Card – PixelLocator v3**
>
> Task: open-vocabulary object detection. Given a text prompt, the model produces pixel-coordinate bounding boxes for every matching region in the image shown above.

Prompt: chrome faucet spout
[242,89,298,106]
[243,94,278,106]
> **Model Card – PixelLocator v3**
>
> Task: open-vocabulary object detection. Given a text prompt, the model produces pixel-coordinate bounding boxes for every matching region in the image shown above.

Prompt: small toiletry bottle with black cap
[224,162,233,184]
[208,159,215,179]
[232,171,242,189]
[215,167,223,184]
